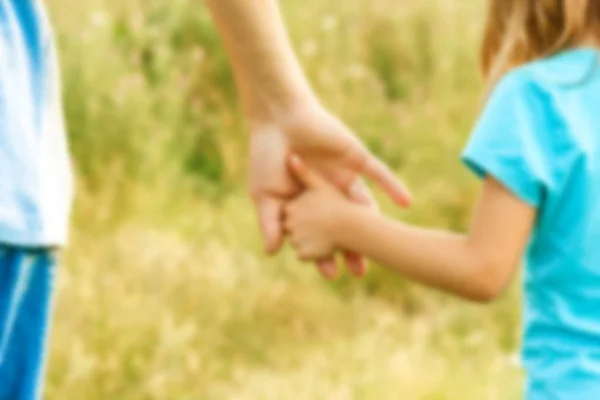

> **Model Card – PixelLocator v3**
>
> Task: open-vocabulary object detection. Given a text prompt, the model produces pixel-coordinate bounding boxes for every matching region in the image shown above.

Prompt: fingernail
[401,194,413,207]
[355,265,367,278]
[349,183,368,204]
[324,264,337,279]
[265,238,277,255]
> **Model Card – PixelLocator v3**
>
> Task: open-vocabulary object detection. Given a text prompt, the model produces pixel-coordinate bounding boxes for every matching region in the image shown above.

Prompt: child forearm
[336,207,502,302]
[204,0,316,123]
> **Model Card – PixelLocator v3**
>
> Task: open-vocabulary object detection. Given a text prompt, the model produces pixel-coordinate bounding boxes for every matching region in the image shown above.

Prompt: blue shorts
[0,246,56,400]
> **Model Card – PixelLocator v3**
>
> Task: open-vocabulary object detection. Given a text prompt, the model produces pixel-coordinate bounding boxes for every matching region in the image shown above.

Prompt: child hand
[284,155,353,261]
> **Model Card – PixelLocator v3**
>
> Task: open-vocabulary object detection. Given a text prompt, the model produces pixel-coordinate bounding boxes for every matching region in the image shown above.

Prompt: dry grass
[44,0,524,398]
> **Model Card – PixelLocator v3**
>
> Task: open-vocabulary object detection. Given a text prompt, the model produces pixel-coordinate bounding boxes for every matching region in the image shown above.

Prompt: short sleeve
[462,72,550,208]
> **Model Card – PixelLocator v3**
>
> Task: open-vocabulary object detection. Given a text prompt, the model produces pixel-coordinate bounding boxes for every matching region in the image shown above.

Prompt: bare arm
[336,178,534,301]
[203,0,411,279]
[286,156,536,302]
[203,0,315,122]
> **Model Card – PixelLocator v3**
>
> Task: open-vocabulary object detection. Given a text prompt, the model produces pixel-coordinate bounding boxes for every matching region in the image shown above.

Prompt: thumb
[340,133,411,207]
[361,155,412,207]
[288,154,327,190]
[347,178,379,213]
[255,195,284,255]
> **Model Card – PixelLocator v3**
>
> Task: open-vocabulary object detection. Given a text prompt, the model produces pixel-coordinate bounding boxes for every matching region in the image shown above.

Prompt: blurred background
[46,0,522,398]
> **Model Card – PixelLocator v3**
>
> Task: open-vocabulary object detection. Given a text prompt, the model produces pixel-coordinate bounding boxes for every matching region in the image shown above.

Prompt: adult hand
[204,0,409,279]
[249,100,411,279]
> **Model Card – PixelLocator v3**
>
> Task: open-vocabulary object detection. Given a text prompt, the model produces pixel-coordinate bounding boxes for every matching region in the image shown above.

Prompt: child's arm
[285,155,536,302]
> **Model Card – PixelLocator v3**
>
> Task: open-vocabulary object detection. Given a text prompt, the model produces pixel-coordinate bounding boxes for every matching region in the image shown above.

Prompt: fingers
[316,257,338,280]
[255,196,285,255]
[288,154,328,190]
[342,251,366,278]
[347,179,379,213]
[362,156,412,207]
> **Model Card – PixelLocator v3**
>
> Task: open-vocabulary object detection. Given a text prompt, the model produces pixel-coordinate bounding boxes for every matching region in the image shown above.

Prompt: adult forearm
[336,208,499,302]
[204,0,316,122]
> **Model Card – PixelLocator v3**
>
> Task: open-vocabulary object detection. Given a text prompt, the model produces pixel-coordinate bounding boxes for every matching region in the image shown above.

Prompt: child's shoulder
[490,48,599,108]
[510,48,599,89]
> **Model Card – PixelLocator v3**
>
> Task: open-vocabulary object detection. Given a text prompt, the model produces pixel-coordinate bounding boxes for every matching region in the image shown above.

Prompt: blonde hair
[481,0,600,87]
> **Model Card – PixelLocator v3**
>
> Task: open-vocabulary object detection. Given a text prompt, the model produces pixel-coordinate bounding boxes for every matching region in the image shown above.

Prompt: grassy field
[46,0,523,398]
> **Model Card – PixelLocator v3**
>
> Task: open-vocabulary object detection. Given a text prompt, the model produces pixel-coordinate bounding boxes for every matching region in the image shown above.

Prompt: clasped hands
[249,102,410,279]
[283,154,364,268]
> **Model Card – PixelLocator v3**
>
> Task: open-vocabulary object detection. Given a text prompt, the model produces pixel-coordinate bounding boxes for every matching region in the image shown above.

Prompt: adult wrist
[244,85,318,128]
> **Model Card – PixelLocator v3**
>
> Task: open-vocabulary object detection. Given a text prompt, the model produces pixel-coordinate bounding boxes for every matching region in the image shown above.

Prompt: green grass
[45,0,523,398]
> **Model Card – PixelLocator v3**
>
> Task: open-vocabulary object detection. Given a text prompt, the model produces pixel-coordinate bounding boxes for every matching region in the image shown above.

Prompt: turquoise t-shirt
[0,0,72,246]
[463,48,600,399]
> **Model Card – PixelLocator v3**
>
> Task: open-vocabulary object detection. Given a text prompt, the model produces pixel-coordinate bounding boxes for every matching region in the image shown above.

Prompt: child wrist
[331,203,360,247]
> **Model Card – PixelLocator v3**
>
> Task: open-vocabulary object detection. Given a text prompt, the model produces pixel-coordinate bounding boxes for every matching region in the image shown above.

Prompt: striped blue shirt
[0,0,72,246]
